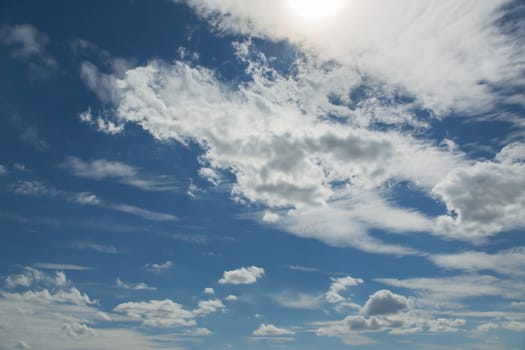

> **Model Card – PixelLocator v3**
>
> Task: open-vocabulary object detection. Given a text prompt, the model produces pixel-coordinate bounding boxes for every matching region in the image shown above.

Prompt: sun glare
[286,0,344,22]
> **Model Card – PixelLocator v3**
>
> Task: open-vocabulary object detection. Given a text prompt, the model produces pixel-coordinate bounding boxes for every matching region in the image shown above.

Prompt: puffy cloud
[430,246,525,276]
[252,323,295,336]
[116,278,156,291]
[361,289,410,316]
[204,287,214,295]
[194,299,224,316]
[114,298,224,327]
[325,276,363,305]
[432,156,525,240]
[218,266,265,285]
[224,294,237,301]
[62,322,96,337]
[5,267,71,289]
[63,157,177,192]
[114,299,196,328]
[144,260,174,273]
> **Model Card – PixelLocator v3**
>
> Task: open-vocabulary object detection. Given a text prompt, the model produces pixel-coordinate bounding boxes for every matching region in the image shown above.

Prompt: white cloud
[432,147,525,240]
[252,323,295,336]
[5,267,71,289]
[224,294,237,301]
[184,0,524,115]
[15,340,30,349]
[33,263,93,271]
[376,275,525,301]
[116,278,156,291]
[183,327,213,336]
[63,157,177,192]
[361,289,410,316]
[218,266,265,285]
[430,247,525,276]
[144,261,173,273]
[73,242,119,254]
[79,54,465,253]
[204,287,214,295]
[12,179,175,222]
[0,269,191,349]
[0,24,58,77]
[78,108,125,134]
[63,322,96,337]
[114,298,224,327]
[194,299,224,316]
[114,299,196,327]
[271,291,323,310]
[325,276,363,305]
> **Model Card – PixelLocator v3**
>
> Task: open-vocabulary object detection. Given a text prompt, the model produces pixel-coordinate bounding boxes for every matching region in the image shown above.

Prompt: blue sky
[1,0,525,349]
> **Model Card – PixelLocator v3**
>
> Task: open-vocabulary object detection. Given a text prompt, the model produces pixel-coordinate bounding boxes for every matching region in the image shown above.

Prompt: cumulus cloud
[184,0,524,115]
[116,278,156,291]
[114,298,224,327]
[325,276,363,305]
[144,261,174,273]
[204,287,214,295]
[432,155,525,240]
[224,294,237,301]
[62,322,96,337]
[218,266,265,285]
[252,323,295,336]
[361,289,410,316]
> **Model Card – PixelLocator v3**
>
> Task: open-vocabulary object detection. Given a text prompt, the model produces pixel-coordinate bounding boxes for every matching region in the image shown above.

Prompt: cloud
[0,164,6,175]
[204,287,214,295]
[184,0,524,115]
[63,322,96,337]
[218,266,265,285]
[12,179,176,222]
[224,294,237,301]
[114,299,196,327]
[73,242,119,254]
[63,157,177,192]
[5,267,69,289]
[32,263,94,271]
[80,55,460,254]
[361,289,410,316]
[252,323,295,336]
[271,291,323,309]
[286,265,320,273]
[194,299,225,316]
[430,247,525,277]
[183,327,213,336]
[116,278,156,291]
[78,108,125,135]
[0,24,58,77]
[325,276,363,305]
[0,269,184,349]
[114,298,224,327]
[432,152,525,240]
[15,340,30,349]
[144,261,174,273]
[376,275,525,301]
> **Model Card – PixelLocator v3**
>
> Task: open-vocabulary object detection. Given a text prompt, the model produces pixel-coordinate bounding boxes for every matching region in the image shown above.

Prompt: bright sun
[286,0,344,22]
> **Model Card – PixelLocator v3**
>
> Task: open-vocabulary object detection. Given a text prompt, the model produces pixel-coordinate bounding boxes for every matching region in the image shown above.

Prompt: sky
[0,0,524,349]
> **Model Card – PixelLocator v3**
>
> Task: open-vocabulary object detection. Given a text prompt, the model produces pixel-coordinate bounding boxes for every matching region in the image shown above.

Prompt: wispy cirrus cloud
[63,156,178,192]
